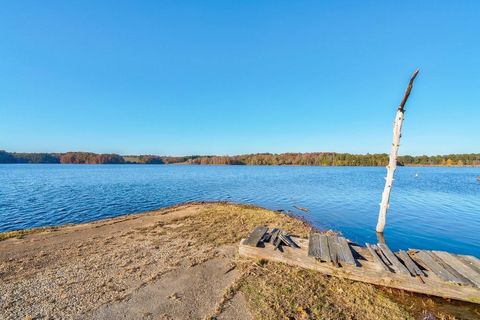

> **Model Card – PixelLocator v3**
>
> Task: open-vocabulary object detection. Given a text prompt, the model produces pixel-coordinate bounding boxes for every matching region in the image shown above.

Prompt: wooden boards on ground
[377,243,410,275]
[269,228,280,246]
[244,226,299,250]
[366,243,390,271]
[308,233,322,258]
[239,236,480,303]
[365,246,480,288]
[412,250,480,287]
[308,233,330,262]
[367,244,423,277]
[319,235,331,263]
[241,226,480,303]
[308,233,356,266]
[279,232,299,248]
[338,236,356,265]
[433,251,480,287]
[397,250,424,277]
[458,255,480,275]
[416,250,468,284]
[243,226,268,247]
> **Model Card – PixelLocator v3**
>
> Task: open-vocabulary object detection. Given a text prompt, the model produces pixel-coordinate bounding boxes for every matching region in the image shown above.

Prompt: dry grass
[236,258,414,320]
[171,202,311,247]
[380,287,479,320]
[0,226,58,241]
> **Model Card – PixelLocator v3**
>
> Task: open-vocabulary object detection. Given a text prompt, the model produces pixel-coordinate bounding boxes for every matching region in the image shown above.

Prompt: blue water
[0,164,479,257]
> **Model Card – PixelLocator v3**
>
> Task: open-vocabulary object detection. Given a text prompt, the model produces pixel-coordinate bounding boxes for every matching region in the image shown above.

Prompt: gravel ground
[0,203,250,320]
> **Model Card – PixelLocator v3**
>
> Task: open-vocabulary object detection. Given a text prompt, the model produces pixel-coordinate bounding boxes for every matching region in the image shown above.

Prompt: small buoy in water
[415,173,419,177]
[477,176,480,182]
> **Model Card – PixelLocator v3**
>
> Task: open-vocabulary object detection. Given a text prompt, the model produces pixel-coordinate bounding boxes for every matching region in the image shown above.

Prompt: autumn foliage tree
[59,152,125,164]
[0,150,479,166]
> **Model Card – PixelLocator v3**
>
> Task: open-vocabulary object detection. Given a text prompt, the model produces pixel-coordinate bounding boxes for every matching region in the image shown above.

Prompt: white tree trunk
[376,109,404,232]
[376,70,419,233]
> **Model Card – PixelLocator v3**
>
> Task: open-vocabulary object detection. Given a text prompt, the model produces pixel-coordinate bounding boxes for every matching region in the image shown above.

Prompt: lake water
[1,164,479,257]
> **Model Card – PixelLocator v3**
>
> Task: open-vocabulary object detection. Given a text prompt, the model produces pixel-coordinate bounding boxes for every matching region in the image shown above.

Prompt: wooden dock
[239,227,480,303]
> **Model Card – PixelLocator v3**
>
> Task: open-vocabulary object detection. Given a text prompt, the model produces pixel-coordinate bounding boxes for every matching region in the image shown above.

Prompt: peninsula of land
[1,202,478,319]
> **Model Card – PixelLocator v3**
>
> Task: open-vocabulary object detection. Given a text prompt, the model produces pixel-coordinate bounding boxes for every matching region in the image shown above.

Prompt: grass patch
[174,202,311,247]
[0,226,58,241]
[236,258,414,320]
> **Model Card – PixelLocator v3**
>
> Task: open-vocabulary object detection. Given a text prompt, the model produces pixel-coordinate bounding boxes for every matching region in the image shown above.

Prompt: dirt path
[0,203,252,319]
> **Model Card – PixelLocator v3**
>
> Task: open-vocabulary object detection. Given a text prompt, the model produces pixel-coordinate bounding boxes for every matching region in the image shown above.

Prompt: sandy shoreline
[1,202,479,319]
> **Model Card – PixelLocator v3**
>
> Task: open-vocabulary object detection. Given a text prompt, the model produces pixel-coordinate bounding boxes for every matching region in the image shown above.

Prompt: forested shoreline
[1,150,479,166]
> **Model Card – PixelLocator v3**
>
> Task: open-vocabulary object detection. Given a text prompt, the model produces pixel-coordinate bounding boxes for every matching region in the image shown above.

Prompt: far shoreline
[2,150,479,166]
[2,163,480,167]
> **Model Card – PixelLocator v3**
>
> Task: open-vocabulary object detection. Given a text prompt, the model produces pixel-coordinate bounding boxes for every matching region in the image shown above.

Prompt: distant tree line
[0,151,124,164]
[186,153,388,166]
[123,155,199,164]
[185,153,480,166]
[0,151,60,164]
[1,150,479,166]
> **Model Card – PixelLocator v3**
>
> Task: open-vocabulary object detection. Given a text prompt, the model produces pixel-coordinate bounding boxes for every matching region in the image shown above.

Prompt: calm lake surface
[1,164,479,257]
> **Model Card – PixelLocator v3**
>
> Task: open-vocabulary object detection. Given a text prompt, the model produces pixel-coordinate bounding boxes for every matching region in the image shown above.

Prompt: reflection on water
[0,164,479,256]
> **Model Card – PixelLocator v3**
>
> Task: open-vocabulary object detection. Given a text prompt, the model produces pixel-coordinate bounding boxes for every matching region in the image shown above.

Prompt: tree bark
[376,70,419,233]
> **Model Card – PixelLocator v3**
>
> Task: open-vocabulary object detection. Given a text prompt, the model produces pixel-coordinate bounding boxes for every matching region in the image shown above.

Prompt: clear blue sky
[1,1,479,156]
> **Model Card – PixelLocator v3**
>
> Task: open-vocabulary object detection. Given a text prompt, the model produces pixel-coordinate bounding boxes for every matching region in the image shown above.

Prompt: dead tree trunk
[376,69,419,233]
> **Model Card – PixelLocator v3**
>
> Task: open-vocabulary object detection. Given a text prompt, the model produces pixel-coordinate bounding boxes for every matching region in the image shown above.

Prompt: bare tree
[376,70,419,233]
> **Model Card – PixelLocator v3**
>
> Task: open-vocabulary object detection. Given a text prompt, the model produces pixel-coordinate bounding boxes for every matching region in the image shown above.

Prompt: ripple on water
[0,164,479,257]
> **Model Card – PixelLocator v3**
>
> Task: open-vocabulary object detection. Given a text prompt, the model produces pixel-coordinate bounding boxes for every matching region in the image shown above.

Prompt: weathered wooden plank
[243,226,268,247]
[269,228,280,245]
[262,230,272,243]
[397,250,424,277]
[279,232,299,248]
[373,244,392,270]
[425,251,472,285]
[460,255,480,272]
[308,233,321,258]
[319,234,331,263]
[377,243,410,274]
[415,250,463,283]
[429,251,475,286]
[377,247,392,266]
[273,234,282,250]
[337,237,356,266]
[327,236,339,265]
[462,255,480,267]
[433,251,480,287]
[366,243,390,271]
[239,238,480,303]
[456,255,480,275]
